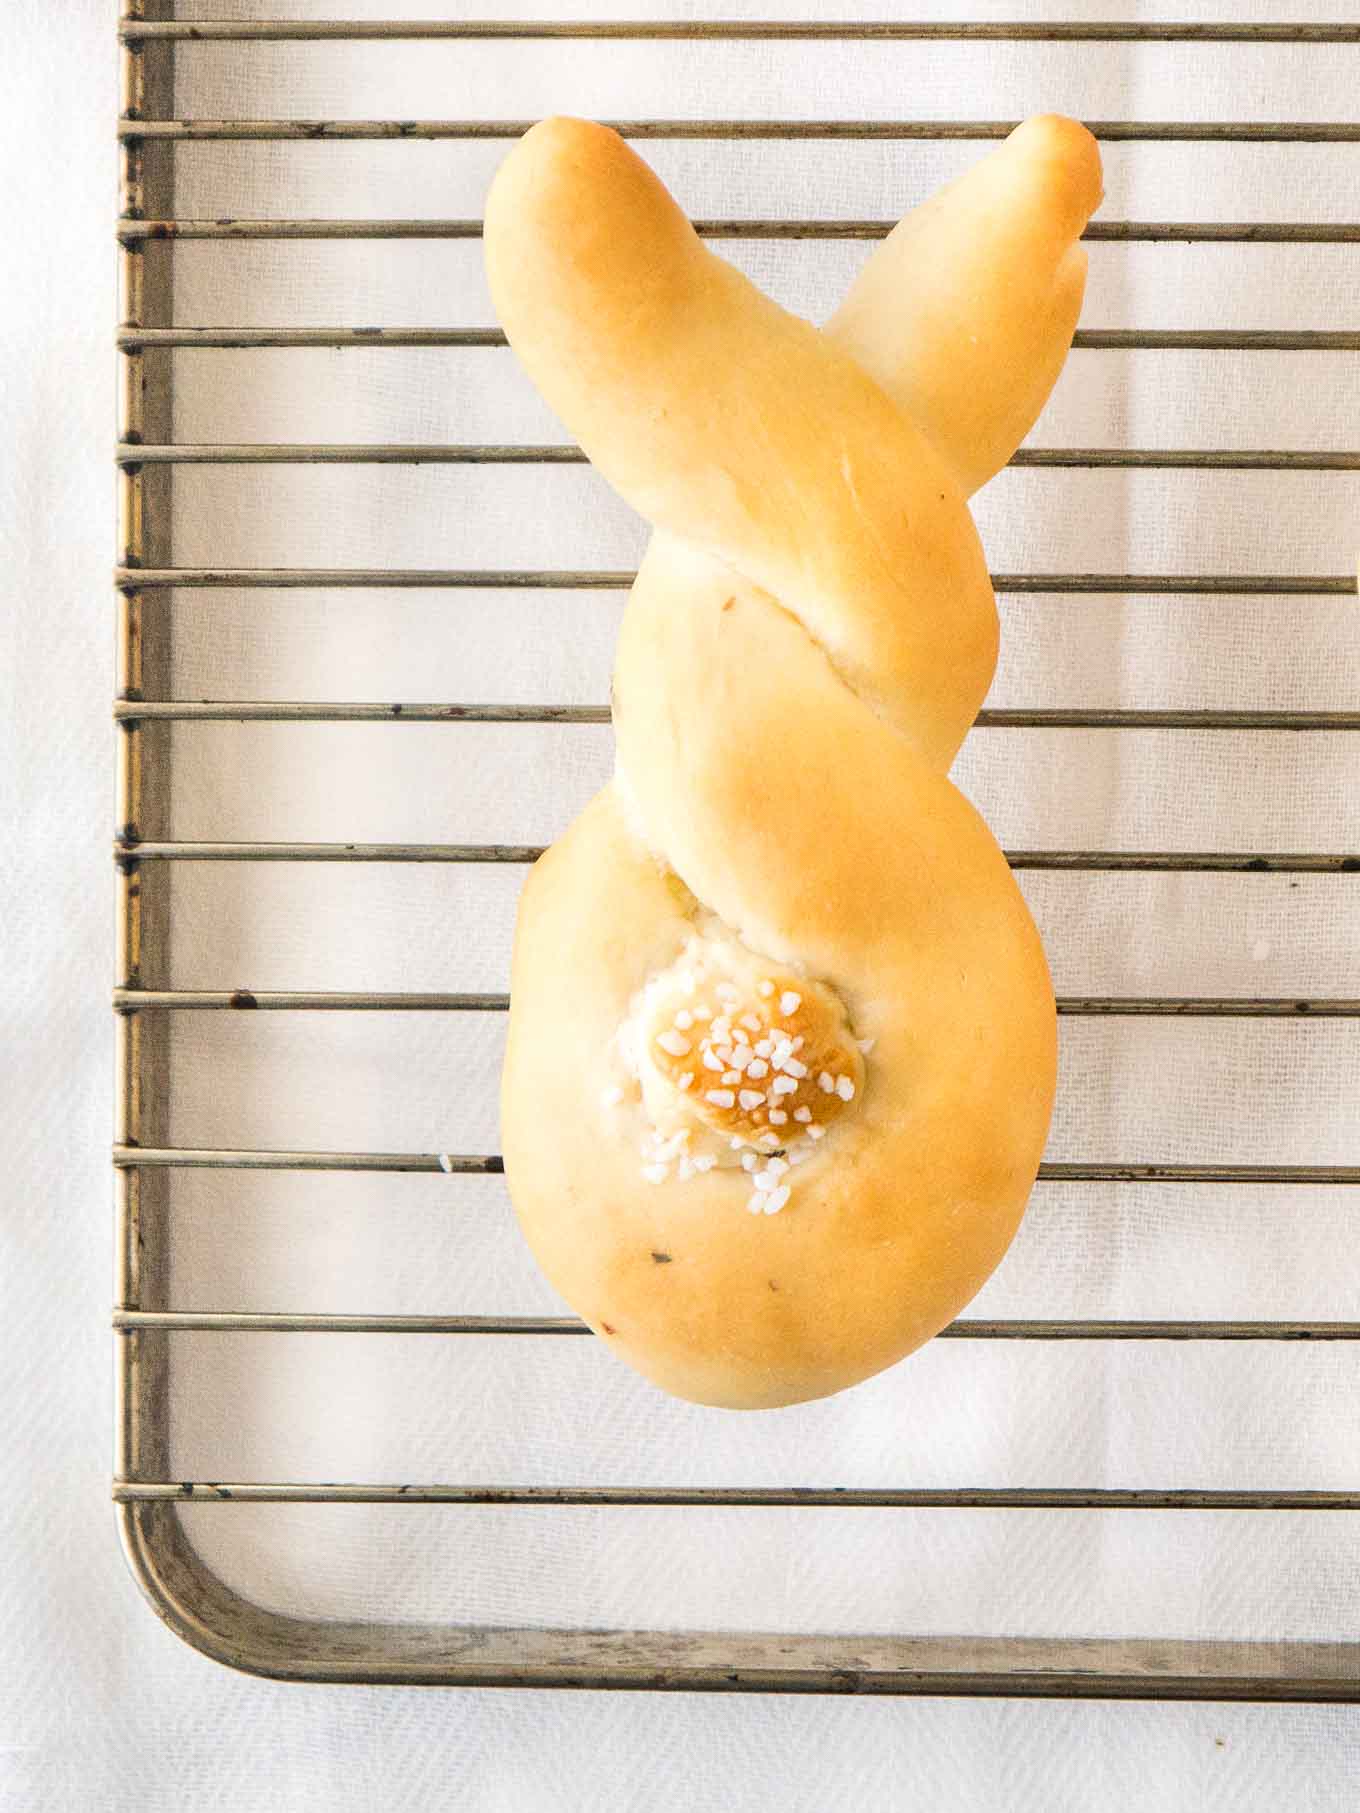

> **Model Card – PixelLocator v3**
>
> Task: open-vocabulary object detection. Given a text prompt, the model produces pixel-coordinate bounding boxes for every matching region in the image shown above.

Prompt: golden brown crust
[829,114,1104,496]
[489,116,1100,1408]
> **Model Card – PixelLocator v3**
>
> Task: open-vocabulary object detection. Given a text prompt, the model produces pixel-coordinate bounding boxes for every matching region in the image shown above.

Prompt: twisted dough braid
[488,117,1102,1408]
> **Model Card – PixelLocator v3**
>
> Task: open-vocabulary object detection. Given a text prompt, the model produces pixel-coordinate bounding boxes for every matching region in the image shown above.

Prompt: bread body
[488,117,1101,1408]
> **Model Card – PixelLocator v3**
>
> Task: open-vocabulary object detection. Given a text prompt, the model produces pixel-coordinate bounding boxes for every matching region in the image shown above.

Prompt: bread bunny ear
[485,116,997,767]
[487,115,1100,513]
[828,115,1103,496]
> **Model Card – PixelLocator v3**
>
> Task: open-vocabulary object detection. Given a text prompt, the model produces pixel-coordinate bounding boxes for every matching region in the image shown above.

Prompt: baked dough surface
[488,116,1102,1408]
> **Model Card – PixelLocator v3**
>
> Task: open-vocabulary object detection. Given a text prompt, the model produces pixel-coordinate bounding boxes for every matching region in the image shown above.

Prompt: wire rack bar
[121,1147,507,1173]
[116,217,1360,243]
[983,710,1360,729]
[117,840,542,861]
[111,1148,1360,1185]
[116,21,1360,45]
[115,1310,587,1332]
[112,568,1359,593]
[112,1310,1360,1338]
[119,119,1360,144]
[111,1482,1360,1509]
[1047,1164,1360,1183]
[113,1147,506,1172]
[115,701,611,722]
[111,701,1360,730]
[109,990,1360,1017]
[115,989,512,1010]
[115,328,1360,353]
[112,843,1360,872]
[115,443,1360,472]
[1061,998,1360,1016]
[1007,852,1360,873]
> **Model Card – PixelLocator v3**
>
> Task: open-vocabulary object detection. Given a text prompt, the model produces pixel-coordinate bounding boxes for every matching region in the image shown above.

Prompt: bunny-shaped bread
[488,116,1102,1408]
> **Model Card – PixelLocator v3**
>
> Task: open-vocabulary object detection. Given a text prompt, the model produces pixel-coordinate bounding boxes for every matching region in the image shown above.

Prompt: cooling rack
[114,6,1360,1696]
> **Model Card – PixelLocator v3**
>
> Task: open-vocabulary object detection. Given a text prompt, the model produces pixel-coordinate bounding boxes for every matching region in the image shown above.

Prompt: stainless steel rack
[115,8,1360,1697]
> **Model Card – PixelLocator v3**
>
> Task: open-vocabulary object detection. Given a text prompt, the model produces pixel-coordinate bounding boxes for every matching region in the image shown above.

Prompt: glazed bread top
[489,117,1102,1407]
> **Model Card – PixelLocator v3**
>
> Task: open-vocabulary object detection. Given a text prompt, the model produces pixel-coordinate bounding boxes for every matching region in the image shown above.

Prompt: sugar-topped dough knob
[488,116,1102,1407]
[610,936,866,1213]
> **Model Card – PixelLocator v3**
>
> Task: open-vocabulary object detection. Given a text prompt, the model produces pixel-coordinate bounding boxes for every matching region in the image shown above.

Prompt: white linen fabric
[4,0,1360,1807]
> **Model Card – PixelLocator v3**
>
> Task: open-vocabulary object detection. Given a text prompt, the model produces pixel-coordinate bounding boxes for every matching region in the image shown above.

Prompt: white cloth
[4,0,1360,1806]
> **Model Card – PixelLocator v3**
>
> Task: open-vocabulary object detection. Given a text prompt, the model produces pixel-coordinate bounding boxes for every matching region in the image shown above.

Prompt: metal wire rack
[114,7,1360,1697]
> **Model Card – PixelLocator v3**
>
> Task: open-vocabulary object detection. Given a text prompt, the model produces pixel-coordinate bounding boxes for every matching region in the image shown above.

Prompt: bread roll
[486,116,1102,1408]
